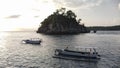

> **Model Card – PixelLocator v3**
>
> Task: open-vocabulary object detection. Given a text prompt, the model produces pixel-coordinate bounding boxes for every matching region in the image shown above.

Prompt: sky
[0,0,120,31]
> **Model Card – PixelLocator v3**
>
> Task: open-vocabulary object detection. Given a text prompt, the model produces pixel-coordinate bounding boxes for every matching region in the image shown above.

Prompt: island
[37,8,90,34]
[87,25,120,31]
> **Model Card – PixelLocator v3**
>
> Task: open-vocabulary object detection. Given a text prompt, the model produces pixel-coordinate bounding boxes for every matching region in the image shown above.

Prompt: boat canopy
[65,46,98,53]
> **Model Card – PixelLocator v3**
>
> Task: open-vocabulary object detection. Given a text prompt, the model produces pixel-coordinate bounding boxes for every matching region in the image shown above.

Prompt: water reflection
[0,32,8,52]
[51,58,99,68]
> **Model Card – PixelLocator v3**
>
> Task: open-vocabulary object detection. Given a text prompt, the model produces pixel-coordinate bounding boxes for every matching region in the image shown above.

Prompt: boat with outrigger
[22,38,42,45]
[53,47,100,62]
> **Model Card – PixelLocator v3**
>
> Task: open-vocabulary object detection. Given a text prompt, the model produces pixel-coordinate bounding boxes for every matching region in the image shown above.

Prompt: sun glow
[0,0,56,31]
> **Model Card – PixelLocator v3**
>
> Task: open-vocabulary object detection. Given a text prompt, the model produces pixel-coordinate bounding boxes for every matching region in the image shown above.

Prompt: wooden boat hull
[53,55,100,62]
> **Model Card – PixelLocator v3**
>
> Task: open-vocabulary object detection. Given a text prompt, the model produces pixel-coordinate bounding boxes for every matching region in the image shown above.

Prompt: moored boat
[53,47,100,61]
[22,38,42,44]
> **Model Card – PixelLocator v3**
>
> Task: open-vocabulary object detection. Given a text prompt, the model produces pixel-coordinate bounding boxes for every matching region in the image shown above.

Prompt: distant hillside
[37,8,90,34]
[87,25,120,31]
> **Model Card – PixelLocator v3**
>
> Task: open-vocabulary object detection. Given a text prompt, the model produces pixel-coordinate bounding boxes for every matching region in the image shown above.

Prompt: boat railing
[64,49,91,54]
[64,46,99,54]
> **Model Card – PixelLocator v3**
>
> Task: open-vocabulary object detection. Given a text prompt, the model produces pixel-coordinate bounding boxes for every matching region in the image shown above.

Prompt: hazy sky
[0,0,120,31]
[55,0,120,26]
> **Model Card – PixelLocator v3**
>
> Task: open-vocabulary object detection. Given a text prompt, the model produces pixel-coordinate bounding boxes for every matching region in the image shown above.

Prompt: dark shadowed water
[0,31,120,68]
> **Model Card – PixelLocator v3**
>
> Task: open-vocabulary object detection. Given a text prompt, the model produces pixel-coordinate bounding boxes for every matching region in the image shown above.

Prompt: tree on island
[37,8,90,34]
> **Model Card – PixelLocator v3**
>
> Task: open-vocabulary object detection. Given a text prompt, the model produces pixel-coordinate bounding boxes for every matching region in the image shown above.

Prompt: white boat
[53,47,100,61]
[22,38,42,44]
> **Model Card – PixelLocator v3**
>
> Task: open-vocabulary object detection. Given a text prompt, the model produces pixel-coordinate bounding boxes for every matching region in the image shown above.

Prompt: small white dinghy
[53,47,100,62]
[22,38,42,44]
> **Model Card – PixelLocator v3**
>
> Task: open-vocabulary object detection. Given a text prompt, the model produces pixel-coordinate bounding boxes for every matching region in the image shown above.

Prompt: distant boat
[90,30,97,33]
[53,47,100,61]
[22,38,42,44]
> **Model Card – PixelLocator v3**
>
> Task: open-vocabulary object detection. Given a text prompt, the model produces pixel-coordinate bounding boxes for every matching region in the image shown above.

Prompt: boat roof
[79,47,97,49]
[64,46,98,52]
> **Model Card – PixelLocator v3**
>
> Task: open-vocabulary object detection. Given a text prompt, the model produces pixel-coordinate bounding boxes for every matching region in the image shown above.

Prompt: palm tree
[66,10,76,19]
[59,8,66,15]
[78,19,82,24]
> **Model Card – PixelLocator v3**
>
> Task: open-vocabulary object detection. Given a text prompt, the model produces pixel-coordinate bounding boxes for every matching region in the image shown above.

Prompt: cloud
[5,15,21,19]
[34,16,39,18]
[53,0,103,9]
[32,9,40,11]
[119,3,120,10]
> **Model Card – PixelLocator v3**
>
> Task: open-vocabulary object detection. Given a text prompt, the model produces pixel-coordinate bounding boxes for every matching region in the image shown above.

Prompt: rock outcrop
[37,8,90,34]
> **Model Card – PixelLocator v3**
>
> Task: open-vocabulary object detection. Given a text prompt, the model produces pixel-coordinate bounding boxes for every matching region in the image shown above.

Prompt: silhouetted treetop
[54,8,76,19]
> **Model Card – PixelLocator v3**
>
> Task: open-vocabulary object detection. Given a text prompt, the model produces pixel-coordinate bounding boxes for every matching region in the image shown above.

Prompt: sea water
[0,31,120,68]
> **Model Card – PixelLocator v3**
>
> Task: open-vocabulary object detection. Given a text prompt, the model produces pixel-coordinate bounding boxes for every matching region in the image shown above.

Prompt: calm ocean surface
[0,31,120,68]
